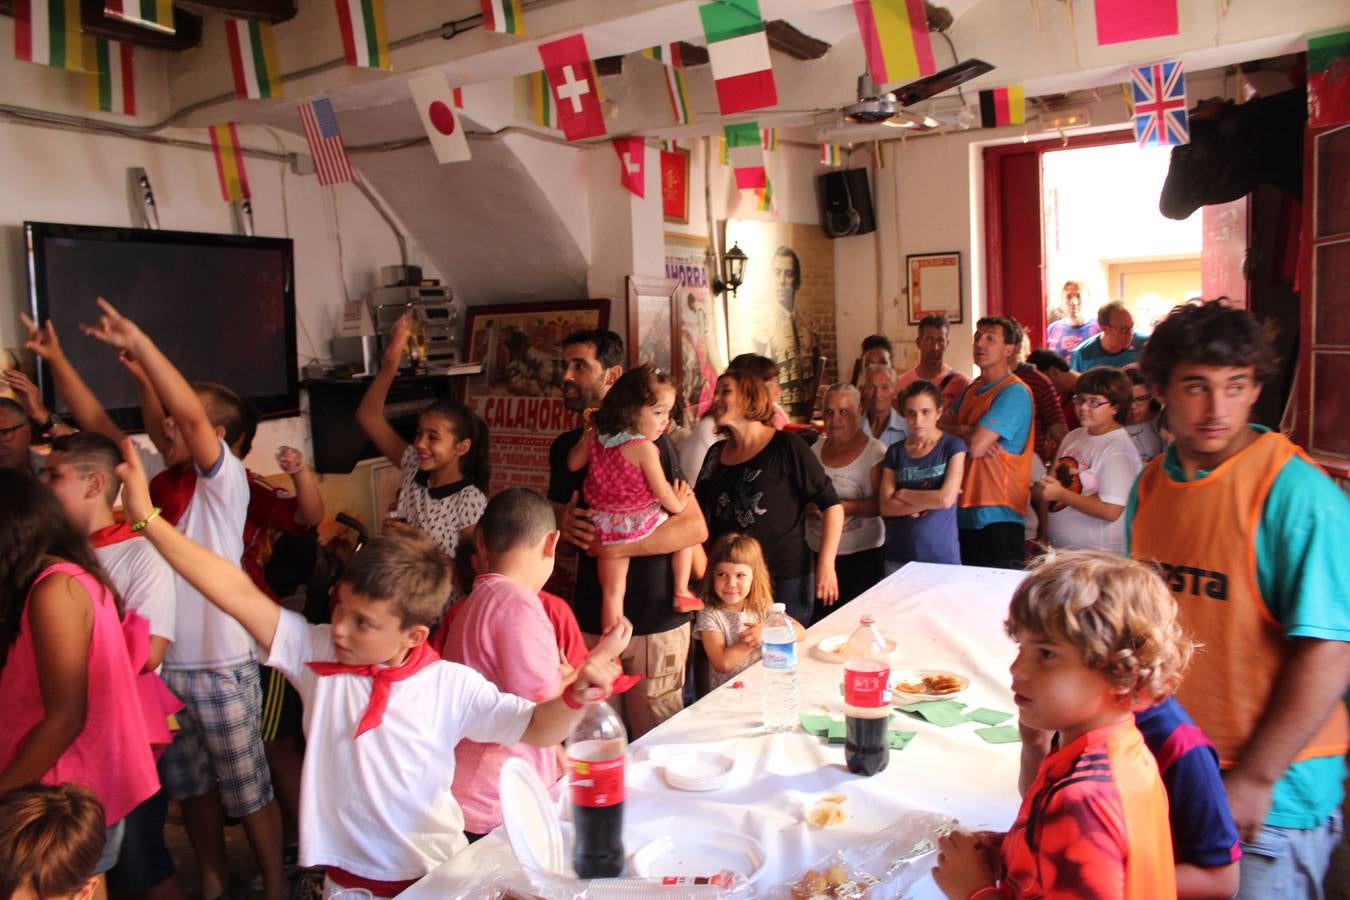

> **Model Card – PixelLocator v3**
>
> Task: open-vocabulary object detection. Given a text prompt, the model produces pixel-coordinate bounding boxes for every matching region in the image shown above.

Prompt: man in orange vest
[942,316,1035,569]
[1126,300,1350,898]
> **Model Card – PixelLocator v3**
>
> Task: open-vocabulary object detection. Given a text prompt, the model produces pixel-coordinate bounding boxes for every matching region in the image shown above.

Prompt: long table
[406,562,1029,898]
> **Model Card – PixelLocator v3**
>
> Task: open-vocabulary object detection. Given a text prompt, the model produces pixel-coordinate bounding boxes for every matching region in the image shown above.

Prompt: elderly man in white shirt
[861,363,907,449]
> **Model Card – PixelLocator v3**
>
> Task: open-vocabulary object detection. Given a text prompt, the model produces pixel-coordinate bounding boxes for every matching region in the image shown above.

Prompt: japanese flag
[409,72,471,164]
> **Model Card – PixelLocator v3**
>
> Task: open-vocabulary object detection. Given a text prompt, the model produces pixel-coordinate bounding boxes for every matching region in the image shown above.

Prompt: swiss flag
[538,33,606,141]
[613,137,645,197]
[409,72,471,164]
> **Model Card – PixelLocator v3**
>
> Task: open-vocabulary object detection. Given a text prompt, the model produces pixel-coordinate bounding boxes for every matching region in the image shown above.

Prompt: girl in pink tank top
[567,365,699,624]
[0,472,159,832]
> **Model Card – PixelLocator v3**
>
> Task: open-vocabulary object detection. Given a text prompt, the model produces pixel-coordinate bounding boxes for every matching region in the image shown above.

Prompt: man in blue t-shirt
[1046,280,1100,360]
[1070,301,1146,372]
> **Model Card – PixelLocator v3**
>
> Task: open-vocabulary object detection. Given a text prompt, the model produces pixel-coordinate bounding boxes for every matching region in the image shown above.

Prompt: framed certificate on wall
[907,251,963,324]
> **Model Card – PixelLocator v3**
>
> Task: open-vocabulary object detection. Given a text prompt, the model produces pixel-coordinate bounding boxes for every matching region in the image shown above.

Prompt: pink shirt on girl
[0,563,159,824]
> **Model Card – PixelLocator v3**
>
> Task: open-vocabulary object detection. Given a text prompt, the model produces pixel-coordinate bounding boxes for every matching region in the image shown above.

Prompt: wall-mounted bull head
[1158,87,1306,220]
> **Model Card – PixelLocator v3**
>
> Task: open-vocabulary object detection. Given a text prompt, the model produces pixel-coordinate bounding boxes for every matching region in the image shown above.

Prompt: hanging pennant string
[1064,0,1081,72]
[1031,0,1043,32]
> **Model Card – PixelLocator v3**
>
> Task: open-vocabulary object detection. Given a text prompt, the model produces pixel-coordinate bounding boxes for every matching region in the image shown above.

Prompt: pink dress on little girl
[584,432,667,544]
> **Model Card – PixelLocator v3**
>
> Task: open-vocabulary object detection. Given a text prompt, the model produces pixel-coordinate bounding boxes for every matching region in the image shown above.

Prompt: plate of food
[809,633,898,663]
[890,669,969,704]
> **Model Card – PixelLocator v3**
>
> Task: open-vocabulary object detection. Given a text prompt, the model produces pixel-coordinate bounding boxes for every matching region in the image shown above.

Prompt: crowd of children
[2,297,1346,900]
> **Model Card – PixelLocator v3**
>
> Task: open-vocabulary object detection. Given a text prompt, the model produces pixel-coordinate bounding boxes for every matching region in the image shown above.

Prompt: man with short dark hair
[942,316,1034,569]
[548,330,708,738]
[1027,349,1081,432]
[1070,300,1145,372]
[1046,280,1099,360]
[1126,301,1350,899]
[897,314,970,411]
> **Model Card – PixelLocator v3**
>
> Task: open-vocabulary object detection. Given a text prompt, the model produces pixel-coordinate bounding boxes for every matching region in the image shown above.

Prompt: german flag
[979,85,1026,128]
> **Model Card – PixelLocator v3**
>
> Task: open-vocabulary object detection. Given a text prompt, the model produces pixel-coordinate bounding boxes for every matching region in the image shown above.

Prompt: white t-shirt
[1126,419,1165,462]
[97,537,175,641]
[678,415,719,486]
[266,610,535,880]
[1045,427,1142,554]
[145,439,251,668]
[806,435,887,555]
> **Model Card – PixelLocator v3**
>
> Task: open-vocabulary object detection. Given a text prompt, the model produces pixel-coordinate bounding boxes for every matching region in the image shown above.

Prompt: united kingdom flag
[1131,60,1189,147]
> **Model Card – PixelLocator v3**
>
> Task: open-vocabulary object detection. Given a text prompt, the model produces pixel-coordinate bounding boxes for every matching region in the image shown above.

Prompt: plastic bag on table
[768,811,959,899]
[460,868,753,900]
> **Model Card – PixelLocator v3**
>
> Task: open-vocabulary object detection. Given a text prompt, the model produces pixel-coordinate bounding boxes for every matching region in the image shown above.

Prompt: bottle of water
[761,603,799,732]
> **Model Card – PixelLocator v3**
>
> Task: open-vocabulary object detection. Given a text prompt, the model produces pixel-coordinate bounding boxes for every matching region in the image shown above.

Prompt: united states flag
[1131,60,1189,147]
[298,97,354,185]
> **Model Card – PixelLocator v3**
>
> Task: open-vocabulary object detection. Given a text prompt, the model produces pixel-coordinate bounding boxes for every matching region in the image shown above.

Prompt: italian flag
[851,0,935,85]
[644,42,693,125]
[104,0,173,34]
[84,37,135,115]
[978,85,1025,127]
[13,0,83,72]
[699,0,777,115]
[723,121,766,189]
[226,19,282,100]
[481,0,523,35]
[1309,29,1350,128]
[335,0,390,69]
[209,123,251,202]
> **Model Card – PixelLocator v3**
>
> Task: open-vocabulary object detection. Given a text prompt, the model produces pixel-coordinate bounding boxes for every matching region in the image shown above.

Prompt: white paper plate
[890,669,970,705]
[500,757,566,876]
[630,831,767,883]
[663,750,736,791]
[809,633,898,663]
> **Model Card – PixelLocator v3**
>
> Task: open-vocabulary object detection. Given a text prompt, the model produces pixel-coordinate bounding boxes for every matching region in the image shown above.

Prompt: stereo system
[370,285,459,369]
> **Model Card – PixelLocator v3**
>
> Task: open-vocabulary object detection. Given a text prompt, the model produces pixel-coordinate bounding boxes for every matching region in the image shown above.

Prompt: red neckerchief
[89,521,139,548]
[306,641,440,738]
[149,464,198,527]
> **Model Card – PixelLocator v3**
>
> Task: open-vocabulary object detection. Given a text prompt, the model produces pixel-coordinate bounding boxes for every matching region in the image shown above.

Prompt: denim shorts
[93,817,126,876]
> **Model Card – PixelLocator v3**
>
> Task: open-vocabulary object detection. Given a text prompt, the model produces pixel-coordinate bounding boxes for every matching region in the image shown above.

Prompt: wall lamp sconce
[713,242,748,296]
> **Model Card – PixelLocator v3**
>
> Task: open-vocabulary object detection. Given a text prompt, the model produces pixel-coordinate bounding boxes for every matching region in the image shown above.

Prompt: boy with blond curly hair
[934,551,1193,900]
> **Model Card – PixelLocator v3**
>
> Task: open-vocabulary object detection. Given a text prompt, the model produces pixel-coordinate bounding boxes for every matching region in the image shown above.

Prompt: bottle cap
[860,614,875,624]
[770,602,786,612]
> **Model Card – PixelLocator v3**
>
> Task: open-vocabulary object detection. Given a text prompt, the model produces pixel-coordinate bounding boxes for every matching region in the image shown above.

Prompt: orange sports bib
[956,374,1035,515]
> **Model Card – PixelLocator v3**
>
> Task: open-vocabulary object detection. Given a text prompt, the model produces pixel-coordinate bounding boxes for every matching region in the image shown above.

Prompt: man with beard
[547,329,708,738]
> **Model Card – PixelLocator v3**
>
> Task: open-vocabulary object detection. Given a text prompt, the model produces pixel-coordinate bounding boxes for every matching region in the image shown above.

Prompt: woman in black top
[694,369,842,624]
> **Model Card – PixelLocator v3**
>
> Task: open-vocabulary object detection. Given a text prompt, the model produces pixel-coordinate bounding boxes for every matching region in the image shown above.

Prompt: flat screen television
[26,222,298,431]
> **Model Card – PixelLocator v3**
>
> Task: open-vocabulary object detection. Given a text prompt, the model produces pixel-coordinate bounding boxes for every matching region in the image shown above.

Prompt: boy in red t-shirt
[934,551,1193,900]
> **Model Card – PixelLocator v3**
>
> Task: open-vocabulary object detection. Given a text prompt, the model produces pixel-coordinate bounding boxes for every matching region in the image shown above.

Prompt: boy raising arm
[115,438,632,892]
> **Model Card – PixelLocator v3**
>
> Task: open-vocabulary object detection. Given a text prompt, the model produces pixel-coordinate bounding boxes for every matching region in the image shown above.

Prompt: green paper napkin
[965,708,1013,726]
[975,725,1022,744]
[827,720,848,743]
[899,700,969,727]
[800,714,833,736]
[888,730,917,750]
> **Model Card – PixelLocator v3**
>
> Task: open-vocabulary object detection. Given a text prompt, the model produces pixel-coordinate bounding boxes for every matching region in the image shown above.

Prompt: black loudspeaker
[818,167,876,239]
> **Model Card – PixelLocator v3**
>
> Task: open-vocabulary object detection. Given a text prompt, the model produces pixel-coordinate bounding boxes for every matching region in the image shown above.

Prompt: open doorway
[1041,141,1202,352]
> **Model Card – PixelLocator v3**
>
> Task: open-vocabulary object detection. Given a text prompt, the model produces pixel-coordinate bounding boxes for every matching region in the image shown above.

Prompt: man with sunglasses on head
[1070,300,1146,373]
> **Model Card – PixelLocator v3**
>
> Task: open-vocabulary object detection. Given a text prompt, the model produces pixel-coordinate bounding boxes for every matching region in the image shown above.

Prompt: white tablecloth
[405,562,1029,898]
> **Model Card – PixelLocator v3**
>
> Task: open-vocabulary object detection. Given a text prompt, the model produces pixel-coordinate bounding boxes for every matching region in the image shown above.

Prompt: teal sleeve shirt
[1125,433,1350,828]
[955,379,1032,530]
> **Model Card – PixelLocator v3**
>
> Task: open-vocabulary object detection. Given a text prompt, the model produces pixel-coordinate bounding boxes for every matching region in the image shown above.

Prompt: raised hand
[275,445,306,474]
[18,313,64,362]
[117,350,150,383]
[78,297,143,353]
[113,437,156,524]
[2,369,50,423]
[382,313,413,369]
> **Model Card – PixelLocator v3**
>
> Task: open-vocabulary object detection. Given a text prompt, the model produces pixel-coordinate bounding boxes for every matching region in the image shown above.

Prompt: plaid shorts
[159,662,273,818]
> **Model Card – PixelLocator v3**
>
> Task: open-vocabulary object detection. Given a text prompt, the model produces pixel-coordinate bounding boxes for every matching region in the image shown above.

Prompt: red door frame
[982,130,1135,346]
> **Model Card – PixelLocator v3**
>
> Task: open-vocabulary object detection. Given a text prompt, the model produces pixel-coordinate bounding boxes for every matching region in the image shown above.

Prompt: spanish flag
[851,0,935,86]
[978,86,1026,128]
[209,123,251,202]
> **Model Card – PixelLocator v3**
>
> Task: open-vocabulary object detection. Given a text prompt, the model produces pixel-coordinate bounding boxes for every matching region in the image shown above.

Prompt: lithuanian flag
[851,0,935,85]
[84,36,135,115]
[515,71,554,128]
[104,0,173,34]
[481,0,523,35]
[209,123,251,202]
[226,19,282,100]
[13,0,83,72]
[978,85,1026,128]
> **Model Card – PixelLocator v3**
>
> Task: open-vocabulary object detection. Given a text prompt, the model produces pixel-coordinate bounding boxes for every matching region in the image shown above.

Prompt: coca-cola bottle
[567,700,627,877]
[842,615,891,776]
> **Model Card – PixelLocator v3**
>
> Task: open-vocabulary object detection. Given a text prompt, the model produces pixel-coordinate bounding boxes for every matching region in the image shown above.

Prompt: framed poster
[907,251,963,325]
[661,147,691,224]
[664,233,726,422]
[461,300,609,498]
[626,275,679,377]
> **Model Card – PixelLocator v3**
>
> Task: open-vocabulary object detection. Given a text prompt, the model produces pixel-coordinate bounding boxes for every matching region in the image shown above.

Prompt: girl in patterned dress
[567,365,698,626]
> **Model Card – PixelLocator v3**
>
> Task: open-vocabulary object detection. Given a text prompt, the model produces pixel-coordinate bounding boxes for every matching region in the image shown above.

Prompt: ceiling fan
[840,58,995,130]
